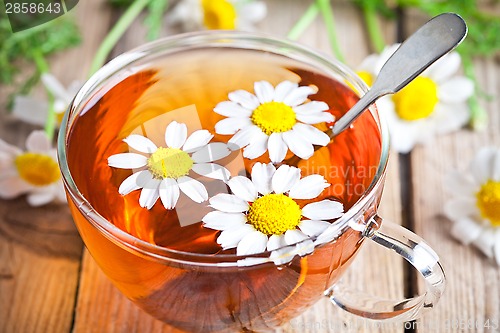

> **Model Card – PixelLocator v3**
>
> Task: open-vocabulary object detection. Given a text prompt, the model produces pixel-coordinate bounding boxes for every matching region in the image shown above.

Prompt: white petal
[284,229,308,245]
[242,131,268,159]
[214,101,253,118]
[227,125,263,150]
[177,176,208,203]
[27,190,54,207]
[298,220,331,237]
[139,179,161,209]
[443,170,477,198]
[450,217,483,245]
[215,117,253,135]
[283,86,316,107]
[202,211,246,230]
[26,130,51,152]
[182,130,214,153]
[238,1,267,23]
[0,176,32,198]
[444,198,478,222]
[358,53,379,73]
[289,175,329,199]
[494,233,500,266]
[12,96,48,126]
[302,200,344,220]
[217,224,255,250]
[123,134,157,154]
[470,147,498,184]
[270,246,296,265]
[55,181,67,202]
[387,118,423,154]
[108,153,147,169]
[41,73,71,101]
[267,133,287,163]
[228,90,260,110]
[291,123,331,146]
[294,239,315,256]
[472,230,496,259]
[438,77,474,103]
[425,52,461,82]
[282,131,314,160]
[254,81,274,104]
[165,121,187,149]
[209,193,249,213]
[493,151,500,182]
[432,103,469,135]
[251,162,276,195]
[191,142,230,163]
[267,234,286,251]
[118,170,150,195]
[159,178,180,210]
[191,163,230,181]
[0,138,21,156]
[273,81,298,102]
[228,176,258,202]
[237,231,268,255]
[271,164,301,194]
[296,112,335,124]
[293,101,329,114]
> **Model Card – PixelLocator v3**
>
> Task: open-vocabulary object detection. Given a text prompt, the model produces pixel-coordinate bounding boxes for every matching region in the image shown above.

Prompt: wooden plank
[404,10,500,333]
[72,1,405,332]
[0,0,113,332]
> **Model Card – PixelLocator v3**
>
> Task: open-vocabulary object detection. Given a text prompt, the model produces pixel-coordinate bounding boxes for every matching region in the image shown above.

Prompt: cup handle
[324,215,446,321]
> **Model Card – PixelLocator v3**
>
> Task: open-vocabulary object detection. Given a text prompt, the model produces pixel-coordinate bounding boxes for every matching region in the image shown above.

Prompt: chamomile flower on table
[444,147,500,265]
[167,0,267,31]
[358,44,474,153]
[202,162,344,261]
[108,121,230,210]
[12,73,80,126]
[0,130,66,206]
[214,80,335,163]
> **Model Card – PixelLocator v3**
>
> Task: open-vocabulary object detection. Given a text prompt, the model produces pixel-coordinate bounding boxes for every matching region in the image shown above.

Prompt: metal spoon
[330,12,467,137]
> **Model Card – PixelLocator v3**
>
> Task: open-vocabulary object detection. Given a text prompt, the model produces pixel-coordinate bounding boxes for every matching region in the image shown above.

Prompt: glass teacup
[58,31,445,332]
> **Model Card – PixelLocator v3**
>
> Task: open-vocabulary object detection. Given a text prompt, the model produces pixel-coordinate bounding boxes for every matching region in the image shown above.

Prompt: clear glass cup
[58,31,445,332]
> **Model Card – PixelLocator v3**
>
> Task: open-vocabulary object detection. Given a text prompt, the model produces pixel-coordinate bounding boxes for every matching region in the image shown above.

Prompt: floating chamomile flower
[358,44,474,153]
[167,0,266,31]
[108,121,230,210]
[444,147,500,265]
[202,162,344,259]
[214,80,335,163]
[0,130,66,206]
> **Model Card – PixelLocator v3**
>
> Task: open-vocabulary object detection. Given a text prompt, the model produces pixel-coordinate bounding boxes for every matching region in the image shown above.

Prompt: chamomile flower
[12,73,80,126]
[444,147,500,265]
[358,44,474,153]
[167,0,266,31]
[202,162,344,258]
[0,130,65,206]
[108,121,230,210]
[214,80,335,163]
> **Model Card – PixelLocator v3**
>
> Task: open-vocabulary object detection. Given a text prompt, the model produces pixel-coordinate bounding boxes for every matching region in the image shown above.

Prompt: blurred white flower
[12,73,80,126]
[0,130,66,206]
[358,44,474,153]
[167,0,266,31]
[444,147,500,265]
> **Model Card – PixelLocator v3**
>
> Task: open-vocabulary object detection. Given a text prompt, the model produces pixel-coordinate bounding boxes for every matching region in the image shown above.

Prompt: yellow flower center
[147,147,193,180]
[201,0,237,30]
[476,180,500,227]
[392,76,438,121]
[356,70,374,87]
[251,101,297,135]
[15,153,61,186]
[247,193,302,236]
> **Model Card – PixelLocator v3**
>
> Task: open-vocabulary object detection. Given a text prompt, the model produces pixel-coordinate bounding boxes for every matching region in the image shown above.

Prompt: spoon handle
[331,13,467,137]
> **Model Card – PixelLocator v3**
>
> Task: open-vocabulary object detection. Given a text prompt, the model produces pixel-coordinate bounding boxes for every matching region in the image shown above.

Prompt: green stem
[287,3,319,41]
[362,4,385,53]
[89,0,151,76]
[461,53,488,131]
[32,50,56,140]
[316,0,345,62]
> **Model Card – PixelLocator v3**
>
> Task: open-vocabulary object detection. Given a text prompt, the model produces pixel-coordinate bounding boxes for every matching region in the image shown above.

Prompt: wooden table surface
[1,1,499,332]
